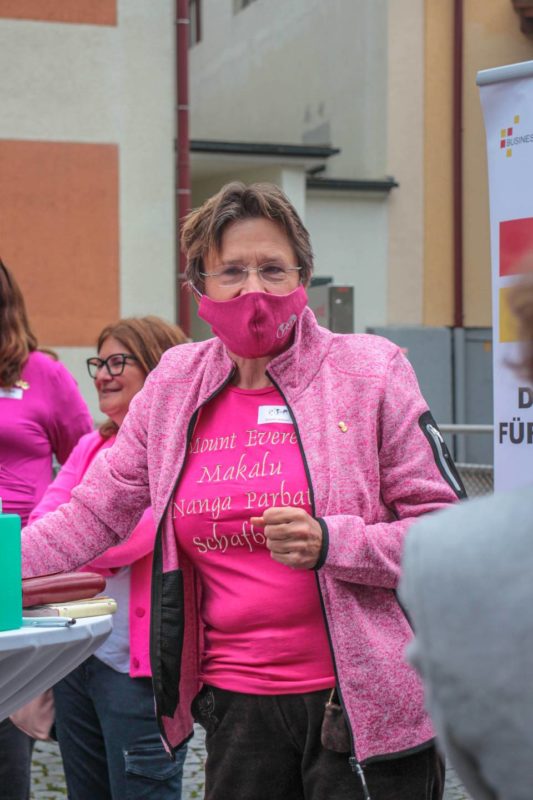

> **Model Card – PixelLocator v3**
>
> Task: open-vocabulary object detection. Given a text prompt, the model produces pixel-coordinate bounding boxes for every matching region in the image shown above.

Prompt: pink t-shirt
[173,384,335,694]
[0,351,92,524]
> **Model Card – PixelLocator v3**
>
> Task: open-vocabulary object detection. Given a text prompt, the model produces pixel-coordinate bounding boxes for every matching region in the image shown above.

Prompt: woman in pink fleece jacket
[23,184,465,800]
[28,316,188,800]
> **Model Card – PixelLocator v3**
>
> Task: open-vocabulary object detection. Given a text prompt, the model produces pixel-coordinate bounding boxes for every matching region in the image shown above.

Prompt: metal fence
[440,424,494,498]
[455,463,493,497]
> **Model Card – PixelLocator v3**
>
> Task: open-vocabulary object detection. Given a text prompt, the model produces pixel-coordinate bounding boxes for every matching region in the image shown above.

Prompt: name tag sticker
[258,405,292,425]
[0,387,23,400]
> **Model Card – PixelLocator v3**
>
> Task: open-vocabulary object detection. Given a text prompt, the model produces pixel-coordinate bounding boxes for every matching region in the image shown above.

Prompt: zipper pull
[349,757,372,800]
[427,423,444,443]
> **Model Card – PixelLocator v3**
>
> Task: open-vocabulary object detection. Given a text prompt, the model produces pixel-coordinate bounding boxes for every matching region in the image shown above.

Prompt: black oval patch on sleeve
[418,411,467,499]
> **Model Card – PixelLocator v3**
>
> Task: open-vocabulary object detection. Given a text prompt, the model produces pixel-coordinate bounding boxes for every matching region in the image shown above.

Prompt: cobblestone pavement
[30,740,66,800]
[30,727,470,799]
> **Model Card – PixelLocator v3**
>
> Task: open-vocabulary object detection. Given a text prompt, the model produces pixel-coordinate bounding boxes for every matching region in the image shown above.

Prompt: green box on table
[0,506,22,631]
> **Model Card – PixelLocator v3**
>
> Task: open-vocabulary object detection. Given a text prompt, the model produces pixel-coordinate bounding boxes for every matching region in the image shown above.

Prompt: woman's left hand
[250,506,323,570]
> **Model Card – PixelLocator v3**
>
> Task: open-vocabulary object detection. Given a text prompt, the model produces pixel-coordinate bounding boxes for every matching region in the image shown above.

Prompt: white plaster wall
[190,0,388,180]
[54,347,102,423]
[306,193,388,333]
[191,165,298,208]
[279,169,306,222]
[0,0,176,389]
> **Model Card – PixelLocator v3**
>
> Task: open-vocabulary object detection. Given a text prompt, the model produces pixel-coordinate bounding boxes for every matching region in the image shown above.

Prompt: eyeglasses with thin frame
[86,353,140,379]
[199,263,302,288]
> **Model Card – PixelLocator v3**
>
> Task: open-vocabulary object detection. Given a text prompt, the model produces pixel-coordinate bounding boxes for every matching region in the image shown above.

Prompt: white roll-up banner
[478,60,533,491]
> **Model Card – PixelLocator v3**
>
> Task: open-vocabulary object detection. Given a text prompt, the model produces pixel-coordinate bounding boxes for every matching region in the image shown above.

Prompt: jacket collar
[267,306,332,395]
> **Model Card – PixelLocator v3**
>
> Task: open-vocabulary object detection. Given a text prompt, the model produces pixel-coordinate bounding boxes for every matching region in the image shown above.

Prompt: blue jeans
[0,718,33,800]
[53,656,186,800]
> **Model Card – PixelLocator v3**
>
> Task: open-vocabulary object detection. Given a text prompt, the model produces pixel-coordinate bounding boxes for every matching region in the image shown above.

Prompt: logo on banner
[499,217,533,276]
[499,114,533,157]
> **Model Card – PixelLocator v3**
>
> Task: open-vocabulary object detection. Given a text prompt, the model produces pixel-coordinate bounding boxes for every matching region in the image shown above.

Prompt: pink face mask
[197,285,308,359]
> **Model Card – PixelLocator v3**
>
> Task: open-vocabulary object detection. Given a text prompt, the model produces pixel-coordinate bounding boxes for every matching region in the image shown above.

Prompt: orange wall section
[0,140,119,347]
[0,0,116,26]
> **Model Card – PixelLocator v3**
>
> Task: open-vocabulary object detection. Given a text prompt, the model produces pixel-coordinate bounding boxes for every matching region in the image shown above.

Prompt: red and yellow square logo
[500,116,521,156]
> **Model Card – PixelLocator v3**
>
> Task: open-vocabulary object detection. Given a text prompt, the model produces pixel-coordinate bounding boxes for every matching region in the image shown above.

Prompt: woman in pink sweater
[22,184,466,800]
[28,316,188,800]
[0,259,92,800]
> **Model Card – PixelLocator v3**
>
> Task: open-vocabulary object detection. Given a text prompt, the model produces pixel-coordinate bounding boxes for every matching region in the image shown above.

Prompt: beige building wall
[386,0,425,324]
[462,0,533,327]
[422,0,454,327]
[423,0,533,328]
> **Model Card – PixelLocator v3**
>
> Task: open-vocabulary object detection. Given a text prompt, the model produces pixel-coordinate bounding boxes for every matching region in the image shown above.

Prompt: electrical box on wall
[308,278,354,333]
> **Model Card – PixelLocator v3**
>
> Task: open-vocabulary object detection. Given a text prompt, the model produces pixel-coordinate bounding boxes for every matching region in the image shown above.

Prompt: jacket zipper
[151,367,236,757]
[426,424,463,494]
[267,372,372,799]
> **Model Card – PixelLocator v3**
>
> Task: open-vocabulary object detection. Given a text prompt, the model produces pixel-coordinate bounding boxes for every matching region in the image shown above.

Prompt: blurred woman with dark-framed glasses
[86,351,141,380]
[27,316,189,800]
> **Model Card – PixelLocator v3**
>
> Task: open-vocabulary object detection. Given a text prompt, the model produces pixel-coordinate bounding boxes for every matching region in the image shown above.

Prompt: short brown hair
[97,316,188,438]
[0,259,38,387]
[181,182,314,289]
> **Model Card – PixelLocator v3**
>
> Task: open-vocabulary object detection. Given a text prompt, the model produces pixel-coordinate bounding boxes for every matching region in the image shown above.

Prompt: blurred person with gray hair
[399,277,533,800]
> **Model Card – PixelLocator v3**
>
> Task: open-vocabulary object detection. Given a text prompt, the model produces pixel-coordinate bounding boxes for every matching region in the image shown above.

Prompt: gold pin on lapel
[338,421,348,432]
[14,380,30,390]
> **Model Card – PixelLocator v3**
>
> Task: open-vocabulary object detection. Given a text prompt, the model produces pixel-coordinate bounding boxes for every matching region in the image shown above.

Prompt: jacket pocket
[124,741,186,795]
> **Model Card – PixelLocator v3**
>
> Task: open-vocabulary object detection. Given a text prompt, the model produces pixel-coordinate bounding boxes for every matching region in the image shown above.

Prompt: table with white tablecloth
[0,615,112,720]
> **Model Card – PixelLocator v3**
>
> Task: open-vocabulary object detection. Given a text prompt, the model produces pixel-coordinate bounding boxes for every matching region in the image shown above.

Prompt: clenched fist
[250,506,323,570]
